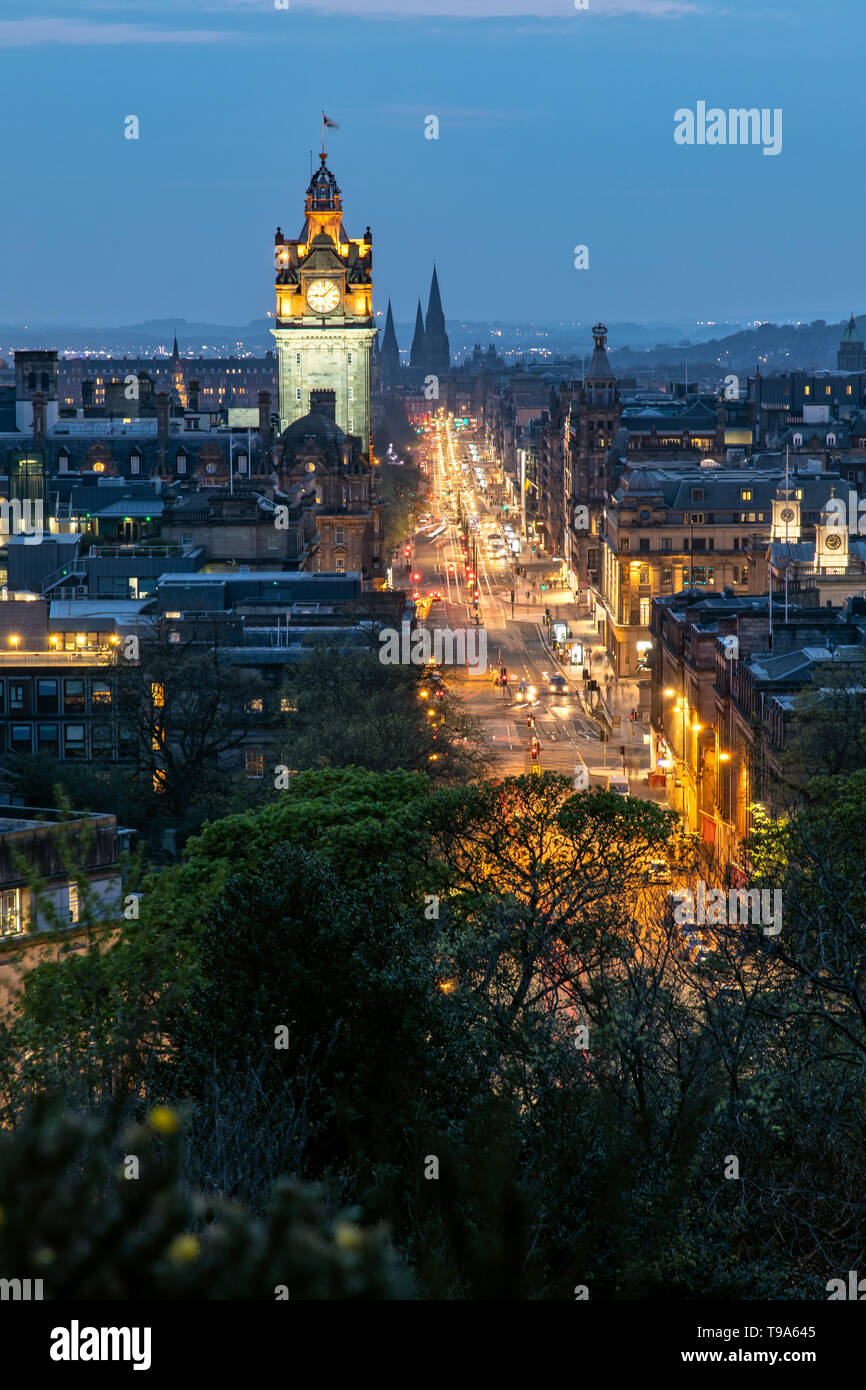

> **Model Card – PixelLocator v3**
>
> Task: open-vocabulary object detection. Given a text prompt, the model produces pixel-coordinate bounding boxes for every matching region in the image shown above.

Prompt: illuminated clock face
[779,507,794,522]
[825,531,842,551]
[306,280,340,314]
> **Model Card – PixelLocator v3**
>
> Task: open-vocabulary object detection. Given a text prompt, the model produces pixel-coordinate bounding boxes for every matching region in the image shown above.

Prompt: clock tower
[272,152,375,451]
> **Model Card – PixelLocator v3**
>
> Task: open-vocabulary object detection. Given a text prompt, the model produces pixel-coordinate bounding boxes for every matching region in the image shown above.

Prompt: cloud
[0,18,233,47]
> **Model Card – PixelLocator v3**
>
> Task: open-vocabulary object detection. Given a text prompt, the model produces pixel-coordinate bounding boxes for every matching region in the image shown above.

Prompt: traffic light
[530,738,540,759]
[527,714,535,729]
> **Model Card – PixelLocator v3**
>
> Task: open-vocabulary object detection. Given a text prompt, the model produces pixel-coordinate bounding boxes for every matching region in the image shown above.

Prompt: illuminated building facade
[272,154,375,451]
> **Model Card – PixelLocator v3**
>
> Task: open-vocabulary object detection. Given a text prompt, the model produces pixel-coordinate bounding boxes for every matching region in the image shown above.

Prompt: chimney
[32,392,47,444]
[258,389,272,444]
[188,378,200,413]
[156,392,170,444]
[310,388,336,420]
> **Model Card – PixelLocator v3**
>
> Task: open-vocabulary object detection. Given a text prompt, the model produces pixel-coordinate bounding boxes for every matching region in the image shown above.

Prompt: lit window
[245,745,264,779]
[247,698,263,713]
[740,489,752,501]
[280,696,296,713]
[67,882,80,924]
[151,682,165,707]
[165,611,181,620]
[0,888,21,938]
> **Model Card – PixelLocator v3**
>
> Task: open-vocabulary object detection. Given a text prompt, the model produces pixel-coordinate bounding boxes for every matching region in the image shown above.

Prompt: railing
[87,546,178,560]
[41,561,84,593]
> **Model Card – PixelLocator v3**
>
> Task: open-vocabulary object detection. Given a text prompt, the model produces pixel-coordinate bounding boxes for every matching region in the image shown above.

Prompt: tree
[108,618,266,822]
[277,647,490,782]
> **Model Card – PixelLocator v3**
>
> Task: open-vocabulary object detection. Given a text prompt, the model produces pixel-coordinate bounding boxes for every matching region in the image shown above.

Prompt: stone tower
[271,150,375,452]
[838,313,866,373]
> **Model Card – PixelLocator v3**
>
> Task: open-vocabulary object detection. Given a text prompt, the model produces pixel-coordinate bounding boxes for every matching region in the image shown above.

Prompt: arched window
[792,433,803,447]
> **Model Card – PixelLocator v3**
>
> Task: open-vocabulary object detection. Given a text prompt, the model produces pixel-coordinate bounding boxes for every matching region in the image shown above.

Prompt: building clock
[306,280,340,314]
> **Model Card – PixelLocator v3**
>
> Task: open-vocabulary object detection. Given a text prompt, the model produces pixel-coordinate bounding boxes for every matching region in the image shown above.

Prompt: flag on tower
[323,112,339,129]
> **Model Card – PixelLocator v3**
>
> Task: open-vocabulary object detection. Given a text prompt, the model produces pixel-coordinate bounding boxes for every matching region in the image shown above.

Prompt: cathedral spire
[423,266,450,375]
[426,265,445,334]
[172,331,179,364]
[381,299,401,389]
[410,299,426,369]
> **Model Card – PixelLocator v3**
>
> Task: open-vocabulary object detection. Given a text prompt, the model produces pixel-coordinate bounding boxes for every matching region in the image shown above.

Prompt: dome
[841,313,863,344]
[279,411,346,447]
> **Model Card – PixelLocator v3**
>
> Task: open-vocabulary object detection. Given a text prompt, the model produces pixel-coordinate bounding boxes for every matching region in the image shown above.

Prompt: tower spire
[410,299,426,370]
[381,299,401,389]
[423,266,450,375]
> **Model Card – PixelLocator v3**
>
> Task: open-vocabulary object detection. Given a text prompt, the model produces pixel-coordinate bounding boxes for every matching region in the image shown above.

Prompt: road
[397,415,652,788]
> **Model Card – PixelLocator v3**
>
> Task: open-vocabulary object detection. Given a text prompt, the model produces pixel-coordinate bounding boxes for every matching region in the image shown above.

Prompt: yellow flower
[168,1234,200,1263]
[149,1105,179,1135]
[334,1222,364,1252]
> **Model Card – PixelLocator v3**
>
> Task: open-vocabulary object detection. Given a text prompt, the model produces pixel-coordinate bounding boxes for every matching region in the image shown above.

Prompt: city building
[598,463,857,681]
[649,587,866,864]
[272,151,375,449]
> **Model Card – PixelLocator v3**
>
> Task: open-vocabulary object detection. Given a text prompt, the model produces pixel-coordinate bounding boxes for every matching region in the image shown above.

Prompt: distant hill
[0,314,859,375]
[607,317,861,378]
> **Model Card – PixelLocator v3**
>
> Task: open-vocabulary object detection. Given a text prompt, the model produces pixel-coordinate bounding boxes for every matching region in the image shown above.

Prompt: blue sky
[1,0,862,332]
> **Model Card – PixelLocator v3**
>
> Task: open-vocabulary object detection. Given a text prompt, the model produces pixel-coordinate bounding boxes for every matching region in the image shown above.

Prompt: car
[515,681,537,703]
[548,673,568,695]
[604,772,629,795]
[646,859,671,885]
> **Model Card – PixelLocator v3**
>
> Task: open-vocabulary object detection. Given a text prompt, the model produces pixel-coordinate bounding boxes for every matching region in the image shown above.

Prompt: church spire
[172,331,179,364]
[423,266,450,375]
[426,265,445,334]
[410,299,426,369]
[381,299,401,389]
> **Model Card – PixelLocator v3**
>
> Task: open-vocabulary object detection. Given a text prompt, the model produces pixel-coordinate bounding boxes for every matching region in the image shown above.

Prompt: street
[397,415,664,795]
